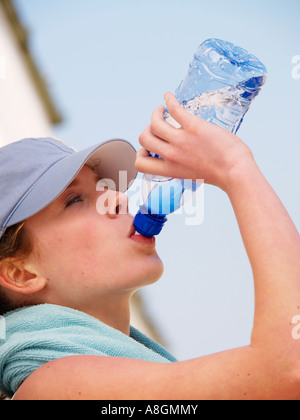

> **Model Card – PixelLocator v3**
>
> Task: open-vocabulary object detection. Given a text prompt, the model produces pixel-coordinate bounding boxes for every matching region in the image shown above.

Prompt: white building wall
[0,5,53,146]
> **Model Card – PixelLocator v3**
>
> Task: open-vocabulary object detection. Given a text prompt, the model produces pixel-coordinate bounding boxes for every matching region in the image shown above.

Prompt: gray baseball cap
[0,137,137,238]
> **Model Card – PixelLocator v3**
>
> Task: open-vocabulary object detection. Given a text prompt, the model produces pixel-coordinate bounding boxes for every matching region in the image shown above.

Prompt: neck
[80,292,133,336]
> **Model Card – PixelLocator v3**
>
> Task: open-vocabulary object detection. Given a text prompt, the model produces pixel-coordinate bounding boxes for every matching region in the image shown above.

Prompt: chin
[135,254,164,287]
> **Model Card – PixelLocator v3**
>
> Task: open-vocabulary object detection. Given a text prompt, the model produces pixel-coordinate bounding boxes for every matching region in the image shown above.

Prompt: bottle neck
[133,206,167,237]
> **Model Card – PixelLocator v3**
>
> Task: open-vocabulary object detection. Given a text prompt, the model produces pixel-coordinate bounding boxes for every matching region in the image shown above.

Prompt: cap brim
[7,139,137,228]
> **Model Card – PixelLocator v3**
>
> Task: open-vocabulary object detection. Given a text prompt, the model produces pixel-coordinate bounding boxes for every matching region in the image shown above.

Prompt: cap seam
[32,138,74,154]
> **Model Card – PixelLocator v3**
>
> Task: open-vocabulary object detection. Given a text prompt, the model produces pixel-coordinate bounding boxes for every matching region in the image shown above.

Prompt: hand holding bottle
[136,92,253,192]
[134,39,266,237]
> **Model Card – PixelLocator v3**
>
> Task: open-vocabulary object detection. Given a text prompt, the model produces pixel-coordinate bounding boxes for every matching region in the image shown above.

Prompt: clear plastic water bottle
[134,38,267,237]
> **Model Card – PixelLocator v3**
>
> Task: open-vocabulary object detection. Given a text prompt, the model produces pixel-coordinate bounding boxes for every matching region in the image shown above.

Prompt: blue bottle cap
[133,207,167,238]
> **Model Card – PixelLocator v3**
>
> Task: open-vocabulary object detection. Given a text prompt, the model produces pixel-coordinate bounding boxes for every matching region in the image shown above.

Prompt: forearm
[224,157,300,349]
[134,96,300,398]
[15,347,300,400]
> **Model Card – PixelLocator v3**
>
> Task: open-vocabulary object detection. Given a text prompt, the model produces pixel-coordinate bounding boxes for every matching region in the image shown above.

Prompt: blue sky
[15,0,300,360]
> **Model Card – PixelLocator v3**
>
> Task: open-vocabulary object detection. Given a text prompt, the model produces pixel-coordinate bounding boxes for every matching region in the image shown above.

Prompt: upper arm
[13,346,300,400]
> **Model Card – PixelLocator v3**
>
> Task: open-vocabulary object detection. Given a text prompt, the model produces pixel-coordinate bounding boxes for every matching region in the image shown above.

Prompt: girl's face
[24,166,164,313]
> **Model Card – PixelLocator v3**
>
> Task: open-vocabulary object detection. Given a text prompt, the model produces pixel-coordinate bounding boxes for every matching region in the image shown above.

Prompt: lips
[129,223,155,245]
[130,234,156,245]
[128,224,137,237]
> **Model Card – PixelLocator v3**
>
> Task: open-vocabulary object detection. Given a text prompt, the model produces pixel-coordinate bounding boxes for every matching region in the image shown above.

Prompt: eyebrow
[65,173,101,190]
[66,178,80,190]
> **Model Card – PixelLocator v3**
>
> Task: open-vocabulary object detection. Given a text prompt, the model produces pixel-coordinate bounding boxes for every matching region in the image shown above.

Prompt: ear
[0,259,47,295]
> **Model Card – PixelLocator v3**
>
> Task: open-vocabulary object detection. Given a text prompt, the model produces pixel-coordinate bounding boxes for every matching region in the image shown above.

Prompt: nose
[108,191,129,218]
[96,188,129,218]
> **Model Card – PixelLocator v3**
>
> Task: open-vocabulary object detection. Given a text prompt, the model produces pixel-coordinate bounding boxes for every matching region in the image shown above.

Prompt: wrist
[222,145,257,194]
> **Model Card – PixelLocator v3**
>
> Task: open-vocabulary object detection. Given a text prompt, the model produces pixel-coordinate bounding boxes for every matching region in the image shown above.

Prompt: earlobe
[0,260,47,295]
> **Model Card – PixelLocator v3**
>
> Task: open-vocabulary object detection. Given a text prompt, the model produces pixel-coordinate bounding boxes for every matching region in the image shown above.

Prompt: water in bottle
[133,38,267,237]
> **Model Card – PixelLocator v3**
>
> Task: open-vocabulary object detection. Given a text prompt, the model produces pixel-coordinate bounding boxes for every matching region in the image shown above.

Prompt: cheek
[33,221,101,272]
[46,223,118,283]
[31,218,163,296]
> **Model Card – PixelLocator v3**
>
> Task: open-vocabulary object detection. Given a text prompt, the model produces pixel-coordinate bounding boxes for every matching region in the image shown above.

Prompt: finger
[135,149,169,176]
[150,105,180,143]
[139,125,171,157]
[164,91,195,128]
[136,148,149,159]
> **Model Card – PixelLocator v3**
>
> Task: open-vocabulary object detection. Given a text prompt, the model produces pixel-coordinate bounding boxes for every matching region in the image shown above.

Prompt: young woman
[0,92,299,400]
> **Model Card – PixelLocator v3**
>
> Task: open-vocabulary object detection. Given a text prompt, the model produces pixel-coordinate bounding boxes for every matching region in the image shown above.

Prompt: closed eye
[65,194,84,208]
